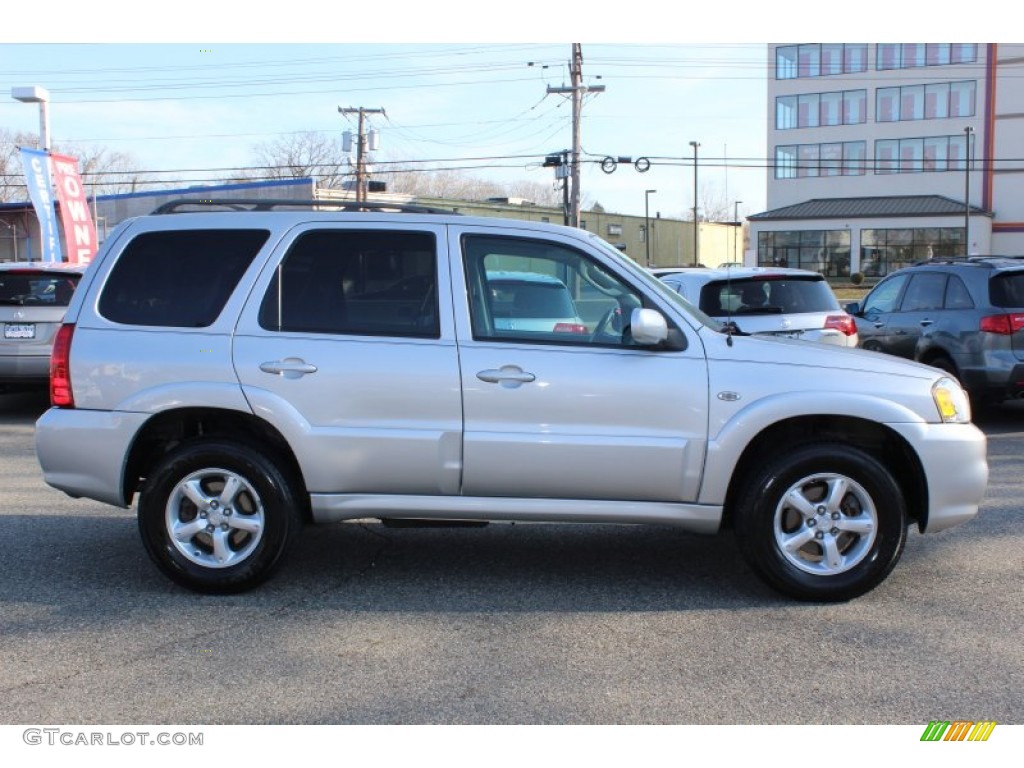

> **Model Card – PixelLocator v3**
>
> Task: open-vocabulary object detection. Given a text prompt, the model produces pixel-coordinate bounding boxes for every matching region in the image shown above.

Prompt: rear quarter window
[98,229,269,327]
[989,271,1024,308]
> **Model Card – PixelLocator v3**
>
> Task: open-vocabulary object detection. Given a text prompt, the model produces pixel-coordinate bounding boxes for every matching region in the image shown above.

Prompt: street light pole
[644,189,657,266]
[689,141,700,266]
[964,126,973,254]
[733,200,743,263]
[11,86,51,151]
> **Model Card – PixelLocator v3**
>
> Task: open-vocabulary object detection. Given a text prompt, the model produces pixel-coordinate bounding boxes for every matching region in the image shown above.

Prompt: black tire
[138,439,302,594]
[734,443,907,602]
[927,354,959,380]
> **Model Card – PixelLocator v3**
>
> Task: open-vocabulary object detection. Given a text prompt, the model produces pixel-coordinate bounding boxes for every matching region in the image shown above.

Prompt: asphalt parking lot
[0,388,1021,725]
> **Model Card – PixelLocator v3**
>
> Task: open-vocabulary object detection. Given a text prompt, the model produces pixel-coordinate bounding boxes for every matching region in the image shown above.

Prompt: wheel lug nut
[815,531,825,539]
[832,512,841,520]
[807,518,816,527]
[221,524,230,531]
[206,524,215,532]
[831,528,839,536]
[816,505,826,514]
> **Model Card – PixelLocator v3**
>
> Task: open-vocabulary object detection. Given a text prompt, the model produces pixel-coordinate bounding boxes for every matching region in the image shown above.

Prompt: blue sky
[1,2,993,220]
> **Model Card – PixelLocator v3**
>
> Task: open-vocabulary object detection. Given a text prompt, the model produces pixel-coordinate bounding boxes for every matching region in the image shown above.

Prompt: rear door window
[99,229,269,327]
[258,229,439,338]
[899,273,947,311]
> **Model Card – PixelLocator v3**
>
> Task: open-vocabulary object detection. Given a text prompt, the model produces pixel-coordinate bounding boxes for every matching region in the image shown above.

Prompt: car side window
[944,275,974,309]
[462,234,643,346]
[900,273,947,312]
[258,229,439,338]
[99,229,269,327]
[862,274,908,316]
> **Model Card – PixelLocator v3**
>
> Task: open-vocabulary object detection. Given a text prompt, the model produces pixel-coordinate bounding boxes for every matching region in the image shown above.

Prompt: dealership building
[750,43,1024,278]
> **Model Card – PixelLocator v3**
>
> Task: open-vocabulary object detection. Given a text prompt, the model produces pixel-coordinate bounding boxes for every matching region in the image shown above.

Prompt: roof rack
[912,255,1024,268]
[151,198,460,215]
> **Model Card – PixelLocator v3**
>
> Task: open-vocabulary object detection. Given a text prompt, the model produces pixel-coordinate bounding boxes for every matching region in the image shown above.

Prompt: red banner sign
[50,153,98,265]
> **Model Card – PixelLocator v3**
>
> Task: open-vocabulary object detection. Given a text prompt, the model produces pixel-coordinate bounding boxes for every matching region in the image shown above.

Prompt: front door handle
[260,358,318,379]
[476,365,536,388]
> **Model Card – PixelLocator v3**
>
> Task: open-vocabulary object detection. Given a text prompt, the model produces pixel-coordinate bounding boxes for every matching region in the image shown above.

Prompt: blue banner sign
[20,147,63,262]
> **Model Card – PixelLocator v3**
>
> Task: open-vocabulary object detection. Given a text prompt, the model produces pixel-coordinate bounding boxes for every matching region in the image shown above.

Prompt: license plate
[4,323,35,339]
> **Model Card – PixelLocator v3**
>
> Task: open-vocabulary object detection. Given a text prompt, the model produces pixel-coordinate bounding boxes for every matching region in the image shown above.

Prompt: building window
[607,224,623,236]
[757,229,851,277]
[775,146,798,179]
[798,145,819,178]
[875,133,974,174]
[777,47,798,79]
[876,81,975,122]
[820,143,843,176]
[775,141,867,178]
[776,90,866,129]
[877,43,977,70]
[926,44,952,66]
[861,228,965,276]
[776,44,868,79]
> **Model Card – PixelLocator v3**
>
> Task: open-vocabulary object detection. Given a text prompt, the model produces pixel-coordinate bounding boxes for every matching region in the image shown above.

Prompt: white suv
[657,266,859,347]
[34,200,988,601]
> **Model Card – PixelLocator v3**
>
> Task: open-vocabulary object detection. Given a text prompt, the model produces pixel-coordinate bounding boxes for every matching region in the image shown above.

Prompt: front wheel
[734,443,907,602]
[138,439,302,594]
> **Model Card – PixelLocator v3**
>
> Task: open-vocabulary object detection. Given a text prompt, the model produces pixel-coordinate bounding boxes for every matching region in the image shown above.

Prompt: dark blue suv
[847,257,1024,406]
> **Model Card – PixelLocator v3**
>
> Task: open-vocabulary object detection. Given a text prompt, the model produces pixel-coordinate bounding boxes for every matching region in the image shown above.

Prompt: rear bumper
[0,353,50,383]
[35,407,150,508]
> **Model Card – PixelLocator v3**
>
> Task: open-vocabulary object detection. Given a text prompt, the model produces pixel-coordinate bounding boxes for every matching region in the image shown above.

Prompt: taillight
[553,322,589,334]
[980,313,1024,335]
[824,314,857,337]
[50,323,75,408]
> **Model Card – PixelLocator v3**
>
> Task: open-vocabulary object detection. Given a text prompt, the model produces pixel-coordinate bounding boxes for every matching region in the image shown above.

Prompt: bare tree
[0,129,152,201]
[686,181,733,222]
[232,131,349,189]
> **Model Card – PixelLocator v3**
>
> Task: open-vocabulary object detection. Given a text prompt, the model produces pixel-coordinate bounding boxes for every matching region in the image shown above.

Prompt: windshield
[0,271,81,307]
[698,277,840,317]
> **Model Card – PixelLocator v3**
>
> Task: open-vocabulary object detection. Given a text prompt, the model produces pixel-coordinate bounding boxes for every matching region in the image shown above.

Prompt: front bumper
[888,420,988,533]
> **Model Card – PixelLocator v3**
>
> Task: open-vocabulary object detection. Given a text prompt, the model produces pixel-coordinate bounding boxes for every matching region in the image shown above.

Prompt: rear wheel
[734,443,907,602]
[138,439,302,593]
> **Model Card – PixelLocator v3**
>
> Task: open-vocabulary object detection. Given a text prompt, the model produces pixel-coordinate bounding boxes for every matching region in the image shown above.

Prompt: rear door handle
[260,358,318,379]
[476,365,536,388]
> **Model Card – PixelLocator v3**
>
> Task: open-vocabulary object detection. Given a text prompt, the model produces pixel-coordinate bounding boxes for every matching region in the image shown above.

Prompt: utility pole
[547,44,604,228]
[339,106,385,203]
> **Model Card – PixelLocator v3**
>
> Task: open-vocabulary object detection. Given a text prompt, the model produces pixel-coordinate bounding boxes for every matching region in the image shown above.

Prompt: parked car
[847,256,1024,406]
[34,199,986,602]
[657,266,859,347]
[486,271,587,334]
[0,261,85,391]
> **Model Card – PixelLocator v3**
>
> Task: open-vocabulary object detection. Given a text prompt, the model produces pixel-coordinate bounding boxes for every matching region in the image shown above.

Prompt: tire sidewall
[138,440,300,593]
[735,443,907,602]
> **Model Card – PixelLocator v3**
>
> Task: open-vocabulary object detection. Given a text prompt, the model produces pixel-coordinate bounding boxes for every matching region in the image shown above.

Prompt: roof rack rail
[151,198,460,215]
[913,255,1024,268]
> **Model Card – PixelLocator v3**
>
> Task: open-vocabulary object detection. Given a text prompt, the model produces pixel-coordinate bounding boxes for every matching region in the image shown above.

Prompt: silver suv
[34,200,988,601]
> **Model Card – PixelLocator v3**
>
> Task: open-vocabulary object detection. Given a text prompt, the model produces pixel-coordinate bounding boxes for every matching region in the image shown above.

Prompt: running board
[310,494,722,534]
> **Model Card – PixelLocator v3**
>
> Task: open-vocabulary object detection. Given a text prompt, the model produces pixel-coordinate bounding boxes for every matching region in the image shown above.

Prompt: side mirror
[630,308,668,346]
[844,302,862,316]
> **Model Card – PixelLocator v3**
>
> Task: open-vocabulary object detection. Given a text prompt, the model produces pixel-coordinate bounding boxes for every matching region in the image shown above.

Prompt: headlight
[932,377,972,423]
